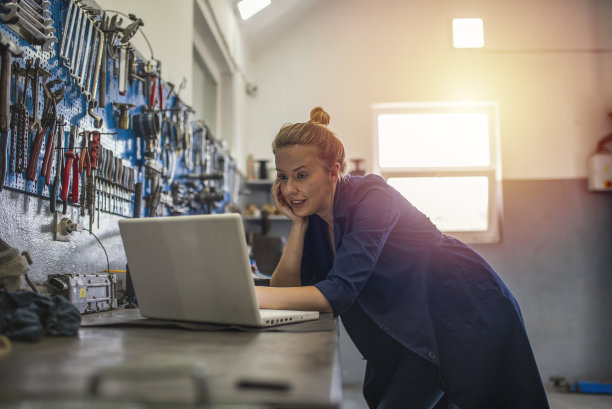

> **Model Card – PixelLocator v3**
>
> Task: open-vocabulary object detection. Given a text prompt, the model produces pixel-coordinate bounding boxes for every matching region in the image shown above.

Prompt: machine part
[112,102,133,129]
[0,237,33,291]
[132,111,160,137]
[46,273,117,314]
[588,152,612,191]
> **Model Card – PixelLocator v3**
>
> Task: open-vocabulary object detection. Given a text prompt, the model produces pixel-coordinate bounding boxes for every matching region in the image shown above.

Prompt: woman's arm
[255,285,332,313]
[270,219,308,287]
[269,180,309,287]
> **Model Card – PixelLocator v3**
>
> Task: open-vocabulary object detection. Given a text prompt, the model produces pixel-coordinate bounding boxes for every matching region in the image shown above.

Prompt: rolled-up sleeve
[315,181,401,314]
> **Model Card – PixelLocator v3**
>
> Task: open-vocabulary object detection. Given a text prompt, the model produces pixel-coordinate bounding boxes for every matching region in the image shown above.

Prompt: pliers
[60,125,79,203]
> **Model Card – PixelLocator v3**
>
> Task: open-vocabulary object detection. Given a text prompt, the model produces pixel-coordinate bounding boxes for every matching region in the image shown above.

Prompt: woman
[255,107,549,409]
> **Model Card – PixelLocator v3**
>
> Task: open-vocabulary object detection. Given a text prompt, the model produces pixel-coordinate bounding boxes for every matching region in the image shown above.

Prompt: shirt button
[428,351,437,360]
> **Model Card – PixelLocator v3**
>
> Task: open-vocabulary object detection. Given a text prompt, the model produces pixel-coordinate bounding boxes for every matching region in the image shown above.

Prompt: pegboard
[0,0,237,223]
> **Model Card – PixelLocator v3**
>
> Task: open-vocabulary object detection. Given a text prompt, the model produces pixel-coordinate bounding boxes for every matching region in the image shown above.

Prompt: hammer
[0,33,21,191]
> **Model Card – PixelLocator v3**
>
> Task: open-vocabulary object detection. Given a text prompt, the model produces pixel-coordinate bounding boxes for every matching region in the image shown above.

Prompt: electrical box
[588,153,612,192]
[47,273,117,314]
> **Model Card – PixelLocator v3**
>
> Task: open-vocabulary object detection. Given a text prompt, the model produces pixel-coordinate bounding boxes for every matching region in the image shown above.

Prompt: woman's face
[275,145,334,220]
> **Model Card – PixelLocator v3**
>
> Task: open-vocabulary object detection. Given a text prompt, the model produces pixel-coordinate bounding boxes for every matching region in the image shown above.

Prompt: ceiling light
[452,18,484,48]
[237,0,271,20]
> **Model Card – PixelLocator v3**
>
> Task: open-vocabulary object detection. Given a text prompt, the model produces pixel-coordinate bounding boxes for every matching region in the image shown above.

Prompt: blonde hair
[272,107,347,177]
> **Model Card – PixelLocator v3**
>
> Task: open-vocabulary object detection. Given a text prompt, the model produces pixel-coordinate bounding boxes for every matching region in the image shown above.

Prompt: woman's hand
[272,179,306,224]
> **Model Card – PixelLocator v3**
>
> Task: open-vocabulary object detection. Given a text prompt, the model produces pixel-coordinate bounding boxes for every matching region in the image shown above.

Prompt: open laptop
[118,213,319,327]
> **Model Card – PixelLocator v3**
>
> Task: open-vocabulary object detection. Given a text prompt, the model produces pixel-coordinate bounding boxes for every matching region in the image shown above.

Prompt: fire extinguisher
[588,132,612,191]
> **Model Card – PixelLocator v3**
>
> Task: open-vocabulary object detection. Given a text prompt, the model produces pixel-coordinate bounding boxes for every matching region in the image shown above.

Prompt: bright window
[372,102,502,243]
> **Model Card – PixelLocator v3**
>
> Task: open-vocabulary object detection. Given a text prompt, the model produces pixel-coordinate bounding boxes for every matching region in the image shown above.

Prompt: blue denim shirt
[301,174,549,409]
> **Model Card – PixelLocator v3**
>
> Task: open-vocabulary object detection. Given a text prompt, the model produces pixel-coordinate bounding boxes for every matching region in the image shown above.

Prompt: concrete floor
[341,383,612,409]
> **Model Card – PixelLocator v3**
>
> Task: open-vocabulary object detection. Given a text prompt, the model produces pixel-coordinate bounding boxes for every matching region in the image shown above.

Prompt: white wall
[246,0,612,180]
[96,0,194,105]
[96,0,249,165]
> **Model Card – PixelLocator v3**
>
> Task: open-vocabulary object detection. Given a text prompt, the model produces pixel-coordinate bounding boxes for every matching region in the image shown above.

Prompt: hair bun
[310,106,330,126]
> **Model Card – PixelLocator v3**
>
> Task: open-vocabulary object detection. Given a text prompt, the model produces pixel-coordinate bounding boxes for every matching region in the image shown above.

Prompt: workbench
[0,308,342,409]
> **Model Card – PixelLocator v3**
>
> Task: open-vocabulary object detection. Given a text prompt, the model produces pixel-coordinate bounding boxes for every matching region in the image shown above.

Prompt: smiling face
[275,145,336,222]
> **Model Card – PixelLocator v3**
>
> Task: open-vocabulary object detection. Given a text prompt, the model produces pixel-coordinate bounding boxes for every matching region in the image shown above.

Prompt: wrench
[72,11,88,81]
[0,35,21,191]
[9,1,51,24]
[1,3,54,35]
[29,57,42,133]
[68,4,83,71]
[0,4,57,51]
[69,5,86,78]
[20,0,51,16]
[81,20,97,101]
[77,15,92,92]
[60,1,77,61]
[90,25,104,105]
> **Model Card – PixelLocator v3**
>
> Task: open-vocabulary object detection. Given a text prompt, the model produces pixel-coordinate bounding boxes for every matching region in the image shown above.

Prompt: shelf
[245,180,275,186]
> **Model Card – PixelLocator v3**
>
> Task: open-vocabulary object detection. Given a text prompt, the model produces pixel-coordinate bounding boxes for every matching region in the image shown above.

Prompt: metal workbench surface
[0,309,342,409]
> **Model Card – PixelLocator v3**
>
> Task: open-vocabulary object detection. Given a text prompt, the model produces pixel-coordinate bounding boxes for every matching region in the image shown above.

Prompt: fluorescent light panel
[453,18,484,48]
[238,0,271,20]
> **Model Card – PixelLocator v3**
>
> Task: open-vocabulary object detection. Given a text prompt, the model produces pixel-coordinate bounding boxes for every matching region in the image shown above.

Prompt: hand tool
[90,24,104,102]
[0,2,57,52]
[29,58,42,134]
[87,26,104,127]
[82,14,98,100]
[78,131,89,215]
[0,34,21,191]
[99,16,107,108]
[60,125,79,203]
[78,16,93,94]
[20,0,52,18]
[118,44,128,96]
[149,75,163,110]
[40,78,65,185]
[14,60,30,173]
[112,103,133,129]
[49,116,63,213]
[68,3,83,73]
[87,130,100,229]
[1,2,54,35]
[60,1,78,64]
[119,14,143,44]
[73,13,91,88]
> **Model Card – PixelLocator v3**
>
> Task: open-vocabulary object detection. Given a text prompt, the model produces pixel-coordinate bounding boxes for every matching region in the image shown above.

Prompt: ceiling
[236,0,323,55]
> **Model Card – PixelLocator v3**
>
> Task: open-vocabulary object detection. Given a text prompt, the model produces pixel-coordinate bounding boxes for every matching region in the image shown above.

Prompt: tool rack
[0,0,237,225]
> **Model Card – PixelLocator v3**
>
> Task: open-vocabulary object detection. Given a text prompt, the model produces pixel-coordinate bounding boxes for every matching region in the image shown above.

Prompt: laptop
[118,213,319,327]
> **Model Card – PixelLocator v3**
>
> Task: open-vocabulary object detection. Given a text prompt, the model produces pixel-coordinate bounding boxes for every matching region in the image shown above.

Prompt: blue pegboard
[0,0,237,220]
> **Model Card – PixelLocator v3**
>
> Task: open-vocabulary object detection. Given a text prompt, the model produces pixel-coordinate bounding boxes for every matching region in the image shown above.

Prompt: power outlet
[53,212,82,241]
[53,212,70,242]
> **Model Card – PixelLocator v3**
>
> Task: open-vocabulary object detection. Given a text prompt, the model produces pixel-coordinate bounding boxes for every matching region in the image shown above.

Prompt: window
[372,102,502,243]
